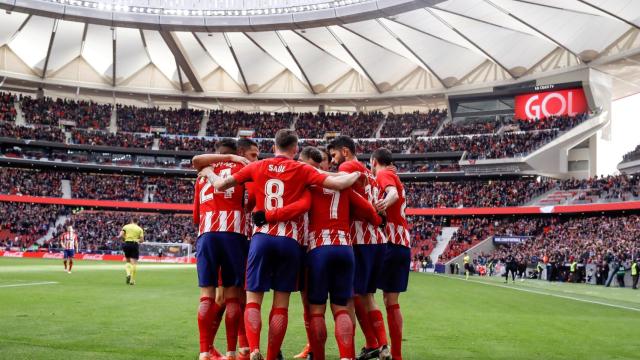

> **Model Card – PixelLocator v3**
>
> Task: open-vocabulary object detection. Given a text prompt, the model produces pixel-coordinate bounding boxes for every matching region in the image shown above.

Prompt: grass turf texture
[1,258,639,360]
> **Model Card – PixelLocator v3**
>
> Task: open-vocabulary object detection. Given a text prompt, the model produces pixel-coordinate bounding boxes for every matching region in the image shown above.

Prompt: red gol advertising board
[514,88,588,120]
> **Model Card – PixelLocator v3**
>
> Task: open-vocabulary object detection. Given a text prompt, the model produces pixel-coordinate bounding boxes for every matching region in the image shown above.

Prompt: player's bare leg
[382,293,402,360]
[244,291,265,360]
[294,291,312,359]
[199,286,223,360]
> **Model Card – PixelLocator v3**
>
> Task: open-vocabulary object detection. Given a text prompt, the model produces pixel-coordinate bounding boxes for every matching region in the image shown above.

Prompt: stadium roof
[0,0,639,105]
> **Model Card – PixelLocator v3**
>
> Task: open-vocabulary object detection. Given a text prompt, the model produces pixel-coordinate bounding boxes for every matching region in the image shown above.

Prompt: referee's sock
[125,263,132,277]
[131,263,137,282]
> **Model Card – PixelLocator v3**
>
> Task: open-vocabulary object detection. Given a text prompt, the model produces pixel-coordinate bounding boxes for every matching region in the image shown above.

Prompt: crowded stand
[404,178,555,208]
[622,144,640,163]
[116,105,203,135]
[147,177,195,204]
[491,214,640,272]
[0,122,66,142]
[295,112,384,138]
[439,118,502,136]
[47,211,195,252]
[70,129,154,149]
[0,202,67,250]
[0,167,63,197]
[206,110,294,138]
[380,109,447,137]
[558,174,640,202]
[158,136,215,152]
[21,96,112,129]
[0,92,17,122]
[409,216,443,265]
[69,173,148,201]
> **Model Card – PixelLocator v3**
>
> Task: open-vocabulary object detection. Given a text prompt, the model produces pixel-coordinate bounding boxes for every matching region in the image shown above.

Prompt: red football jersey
[60,232,78,250]
[193,161,246,236]
[232,156,328,243]
[306,186,381,251]
[376,168,410,248]
[338,160,386,245]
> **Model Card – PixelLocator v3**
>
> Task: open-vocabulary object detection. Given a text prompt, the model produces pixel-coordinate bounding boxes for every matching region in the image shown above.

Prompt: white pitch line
[0,281,58,288]
[436,274,640,313]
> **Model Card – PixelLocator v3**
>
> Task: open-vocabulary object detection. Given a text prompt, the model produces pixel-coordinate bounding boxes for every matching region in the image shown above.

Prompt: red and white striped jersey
[193,161,246,236]
[376,168,410,248]
[232,156,327,244]
[339,160,387,245]
[60,231,78,250]
[306,186,381,251]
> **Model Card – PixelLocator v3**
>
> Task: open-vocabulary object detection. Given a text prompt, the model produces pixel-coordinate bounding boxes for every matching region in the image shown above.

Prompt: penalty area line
[0,281,58,289]
[435,274,640,313]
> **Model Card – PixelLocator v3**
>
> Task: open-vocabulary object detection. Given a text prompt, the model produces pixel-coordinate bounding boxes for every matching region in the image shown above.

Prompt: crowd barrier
[2,194,639,216]
[0,250,196,264]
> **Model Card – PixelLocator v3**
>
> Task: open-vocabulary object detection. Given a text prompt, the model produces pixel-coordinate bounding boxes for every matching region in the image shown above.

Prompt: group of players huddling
[192,129,410,360]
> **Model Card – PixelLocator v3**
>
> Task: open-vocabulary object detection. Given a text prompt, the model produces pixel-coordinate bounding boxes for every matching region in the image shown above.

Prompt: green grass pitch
[1,258,639,360]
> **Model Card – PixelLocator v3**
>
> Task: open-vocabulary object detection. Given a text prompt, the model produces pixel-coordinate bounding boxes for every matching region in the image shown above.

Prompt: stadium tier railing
[2,194,640,216]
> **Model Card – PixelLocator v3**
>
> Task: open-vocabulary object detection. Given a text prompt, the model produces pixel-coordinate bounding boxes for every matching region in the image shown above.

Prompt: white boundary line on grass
[0,281,58,288]
[436,274,640,313]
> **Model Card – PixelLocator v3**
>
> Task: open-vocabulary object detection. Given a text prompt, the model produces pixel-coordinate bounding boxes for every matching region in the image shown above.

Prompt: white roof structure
[0,0,638,105]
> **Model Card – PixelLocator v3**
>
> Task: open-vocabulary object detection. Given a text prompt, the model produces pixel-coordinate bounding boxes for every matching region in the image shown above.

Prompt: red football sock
[386,304,403,360]
[63,260,67,270]
[225,298,241,352]
[334,310,355,359]
[354,297,378,349]
[309,313,327,360]
[244,302,262,352]
[198,296,218,353]
[266,307,288,360]
[212,303,226,339]
[68,260,73,272]
[238,302,249,349]
[368,309,388,347]
[303,306,312,345]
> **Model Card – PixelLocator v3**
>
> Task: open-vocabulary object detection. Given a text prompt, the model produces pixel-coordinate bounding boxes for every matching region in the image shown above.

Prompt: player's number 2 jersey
[193,162,246,236]
[376,168,410,248]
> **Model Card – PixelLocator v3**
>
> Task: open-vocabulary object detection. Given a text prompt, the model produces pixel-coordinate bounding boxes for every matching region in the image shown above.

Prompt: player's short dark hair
[237,138,258,151]
[328,135,356,154]
[275,129,298,151]
[371,148,393,166]
[317,146,330,161]
[215,138,237,154]
[300,146,323,164]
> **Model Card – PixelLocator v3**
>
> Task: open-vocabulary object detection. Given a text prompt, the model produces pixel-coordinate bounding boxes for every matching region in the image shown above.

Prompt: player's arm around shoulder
[191,153,249,170]
[322,171,361,190]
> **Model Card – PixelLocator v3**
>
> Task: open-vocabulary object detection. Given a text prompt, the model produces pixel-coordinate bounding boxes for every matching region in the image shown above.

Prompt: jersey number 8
[265,179,285,210]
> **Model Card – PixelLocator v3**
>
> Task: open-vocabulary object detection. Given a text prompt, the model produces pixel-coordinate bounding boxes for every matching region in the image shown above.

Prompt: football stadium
[1,0,640,359]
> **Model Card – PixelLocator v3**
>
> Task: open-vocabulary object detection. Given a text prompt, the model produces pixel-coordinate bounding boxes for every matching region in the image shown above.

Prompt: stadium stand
[45,211,195,252]
[0,122,66,142]
[0,167,63,197]
[0,202,67,249]
[207,110,295,138]
[380,109,447,137]
[70,129,155,148]
[622,144,640,163]
[116,105,203,135]
[21,96,112,129]
[0,92,17,122]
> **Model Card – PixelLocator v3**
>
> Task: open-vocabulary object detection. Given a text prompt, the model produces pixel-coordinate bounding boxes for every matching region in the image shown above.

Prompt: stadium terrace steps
[109,109,118,132]
[152,138,160,150]
[36,213,70,245]
[432,118,450,137]
[14,101,25,126]
[533,190,577,206]
[523,187,560,206]
[445,234,496,268]
[430,227,458,263]
[61,180,71,199]
[375,116,386,138]
[198,112,208,137]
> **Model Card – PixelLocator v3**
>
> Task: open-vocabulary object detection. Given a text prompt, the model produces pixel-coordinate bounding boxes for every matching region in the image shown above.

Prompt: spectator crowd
[21,96,112,129]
